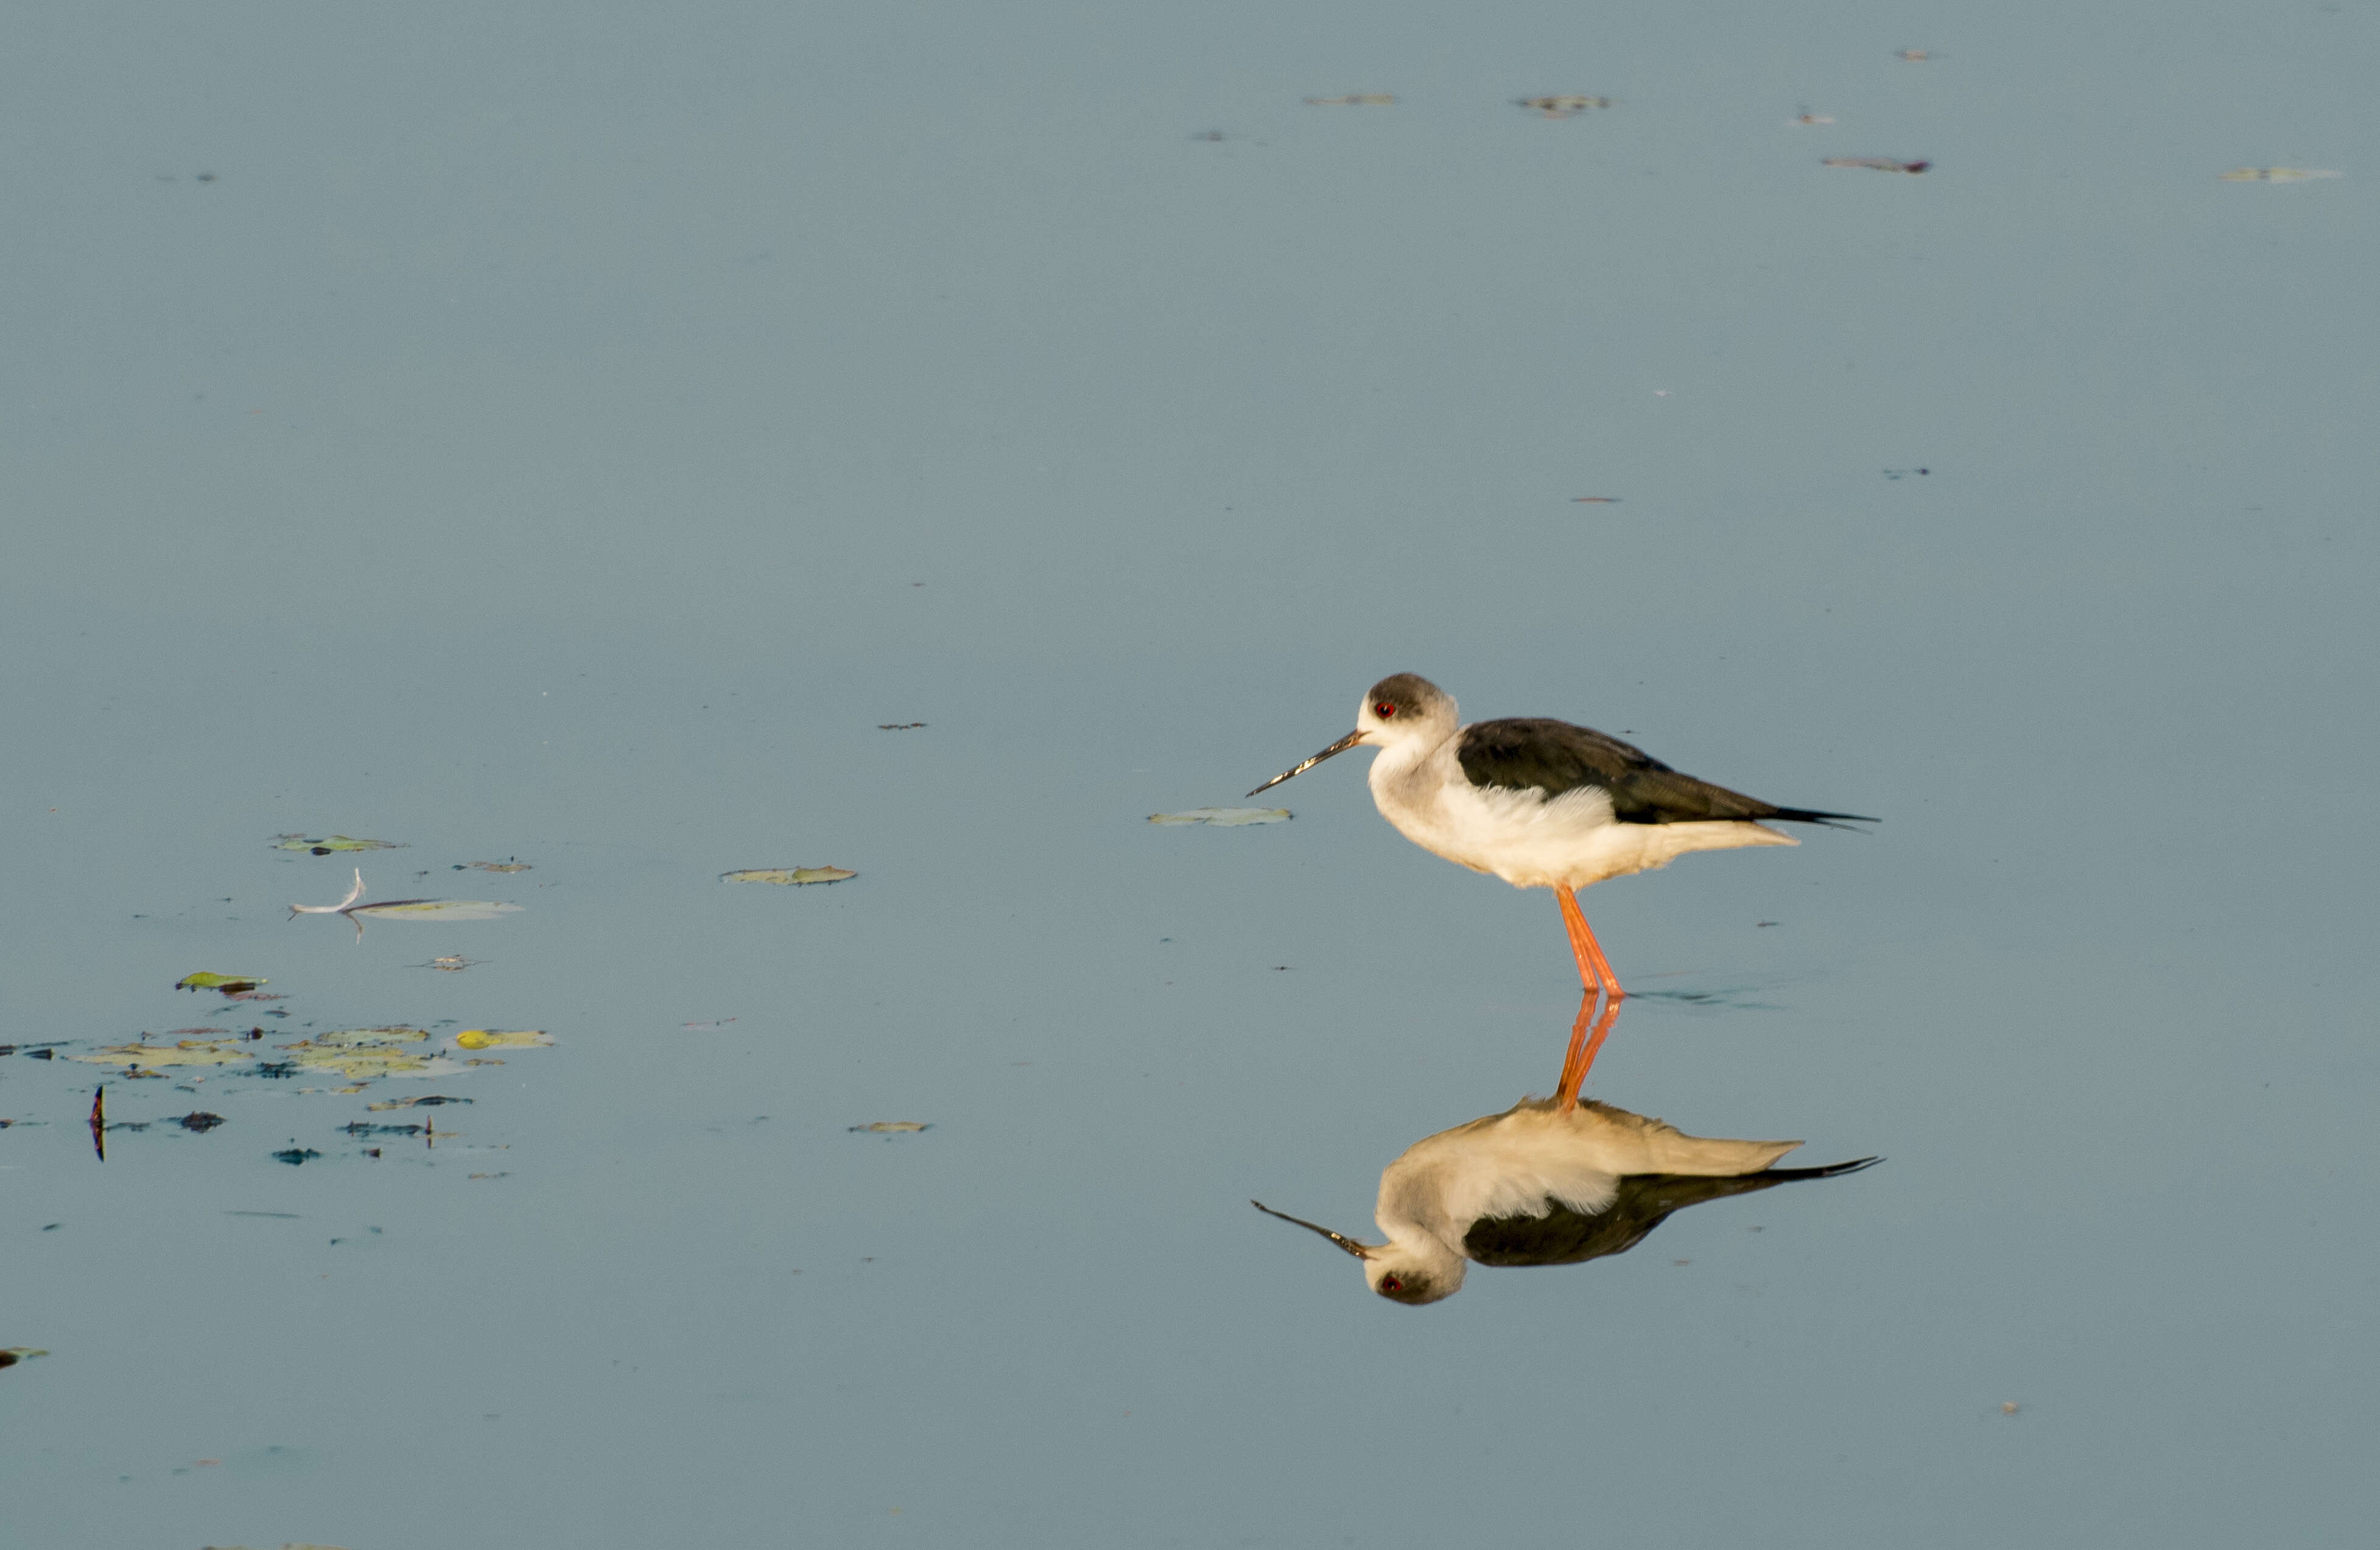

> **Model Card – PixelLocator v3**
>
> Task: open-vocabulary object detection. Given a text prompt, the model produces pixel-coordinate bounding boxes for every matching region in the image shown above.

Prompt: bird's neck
[1371,728,1456,795]
[1366,726,1459,808]
[1377,1221,1470,1285]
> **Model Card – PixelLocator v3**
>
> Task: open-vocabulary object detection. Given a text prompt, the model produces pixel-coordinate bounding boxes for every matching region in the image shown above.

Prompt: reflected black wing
[1455,718,1876,827]
[1462,1158,1880,1268]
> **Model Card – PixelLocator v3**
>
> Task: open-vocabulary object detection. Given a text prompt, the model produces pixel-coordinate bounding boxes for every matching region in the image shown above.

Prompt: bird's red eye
[1381,1275,1403,1292]
[1374,702,1396,718]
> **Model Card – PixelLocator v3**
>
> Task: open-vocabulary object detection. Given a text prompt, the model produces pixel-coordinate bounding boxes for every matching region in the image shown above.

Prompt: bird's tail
[1763,807,1878,830]
[1760,1155,1883,1181]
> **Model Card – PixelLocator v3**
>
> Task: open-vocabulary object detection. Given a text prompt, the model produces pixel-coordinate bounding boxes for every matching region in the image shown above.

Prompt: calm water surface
[5,2,2376,1545]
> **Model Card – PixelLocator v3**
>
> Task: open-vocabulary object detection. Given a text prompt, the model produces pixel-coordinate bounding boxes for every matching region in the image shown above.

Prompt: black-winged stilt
[1248,673,1873,999]
[1253,1096,1877,1304]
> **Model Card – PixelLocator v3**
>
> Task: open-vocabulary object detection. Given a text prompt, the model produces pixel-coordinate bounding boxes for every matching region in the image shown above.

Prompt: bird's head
[1364,1247,1463,1305]
[1353,673,1456,751]
[1251,1199,1466,1305]
[1246,674,1456,796]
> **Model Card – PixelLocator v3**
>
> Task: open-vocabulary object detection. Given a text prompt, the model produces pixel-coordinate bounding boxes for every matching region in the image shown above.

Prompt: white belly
[1369,751,1794,890]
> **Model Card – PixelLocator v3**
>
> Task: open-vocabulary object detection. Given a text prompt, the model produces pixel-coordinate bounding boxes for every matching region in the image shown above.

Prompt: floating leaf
[414,955,483,972]
[367,1094,472,1111]
[176,1112,226,1132]
[348,899,524,922]
[273,834,404,854]
[177,972,265,993]
[458,861,532,872]
[1516,96,1610,117]
[272,1147,323,1165]
[849,1121,930,1133]
[67,1040,254,1068]
[1148,807,1292,826]
[1824,157,1929,174]
[876,722,927,730]
[2220,166,2341,182]
[306,1026,429,1048]
[1,1348,50,1369]
[1304,94,1395,105]
[275,1034,462,1079]
[722,866,857,885]
[454,1029,550,1050]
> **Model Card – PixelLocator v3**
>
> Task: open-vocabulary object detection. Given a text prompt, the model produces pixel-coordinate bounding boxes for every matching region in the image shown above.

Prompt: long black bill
[1246,731,1364,798]
[1251,1199,1371,1259]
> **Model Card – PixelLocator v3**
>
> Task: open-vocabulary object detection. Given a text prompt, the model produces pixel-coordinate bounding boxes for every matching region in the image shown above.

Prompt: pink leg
[1553,887,1627,1000]
[1555,991,1621,1113]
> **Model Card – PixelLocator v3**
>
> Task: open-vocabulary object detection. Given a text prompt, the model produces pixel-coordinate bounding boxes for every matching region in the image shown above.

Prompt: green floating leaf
[346,900,523,922]
[1148,807,1292,827]
[1515,94,1610,117]
[2220,166,2341,182]
[176,972,266,992]
[1,1348,50,1369]
[306,1027,429,1048]
[66,1040,254,1067]
[722,866,857,885]
[276,1041,466,1080]
[273,835,405,853]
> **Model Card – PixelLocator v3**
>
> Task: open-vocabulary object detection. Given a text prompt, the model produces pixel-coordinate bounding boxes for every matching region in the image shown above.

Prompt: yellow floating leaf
[849,1121,930,1133]
[722,866,857,885]
[454,1029,551,1050]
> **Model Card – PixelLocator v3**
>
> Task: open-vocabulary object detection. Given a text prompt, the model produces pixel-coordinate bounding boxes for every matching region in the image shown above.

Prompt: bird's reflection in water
[1255,1065,1876,1305]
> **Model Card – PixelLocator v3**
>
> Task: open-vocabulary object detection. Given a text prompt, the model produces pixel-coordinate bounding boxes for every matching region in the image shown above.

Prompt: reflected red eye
[1374,702,1396,718]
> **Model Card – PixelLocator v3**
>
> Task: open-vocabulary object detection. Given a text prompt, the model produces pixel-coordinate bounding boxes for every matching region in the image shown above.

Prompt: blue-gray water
[5,2,2376,1545]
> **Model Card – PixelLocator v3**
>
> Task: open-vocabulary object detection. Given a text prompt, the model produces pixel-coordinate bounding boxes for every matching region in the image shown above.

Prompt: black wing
[1462,1158,1880,1268]
[1455,718,1876,827]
